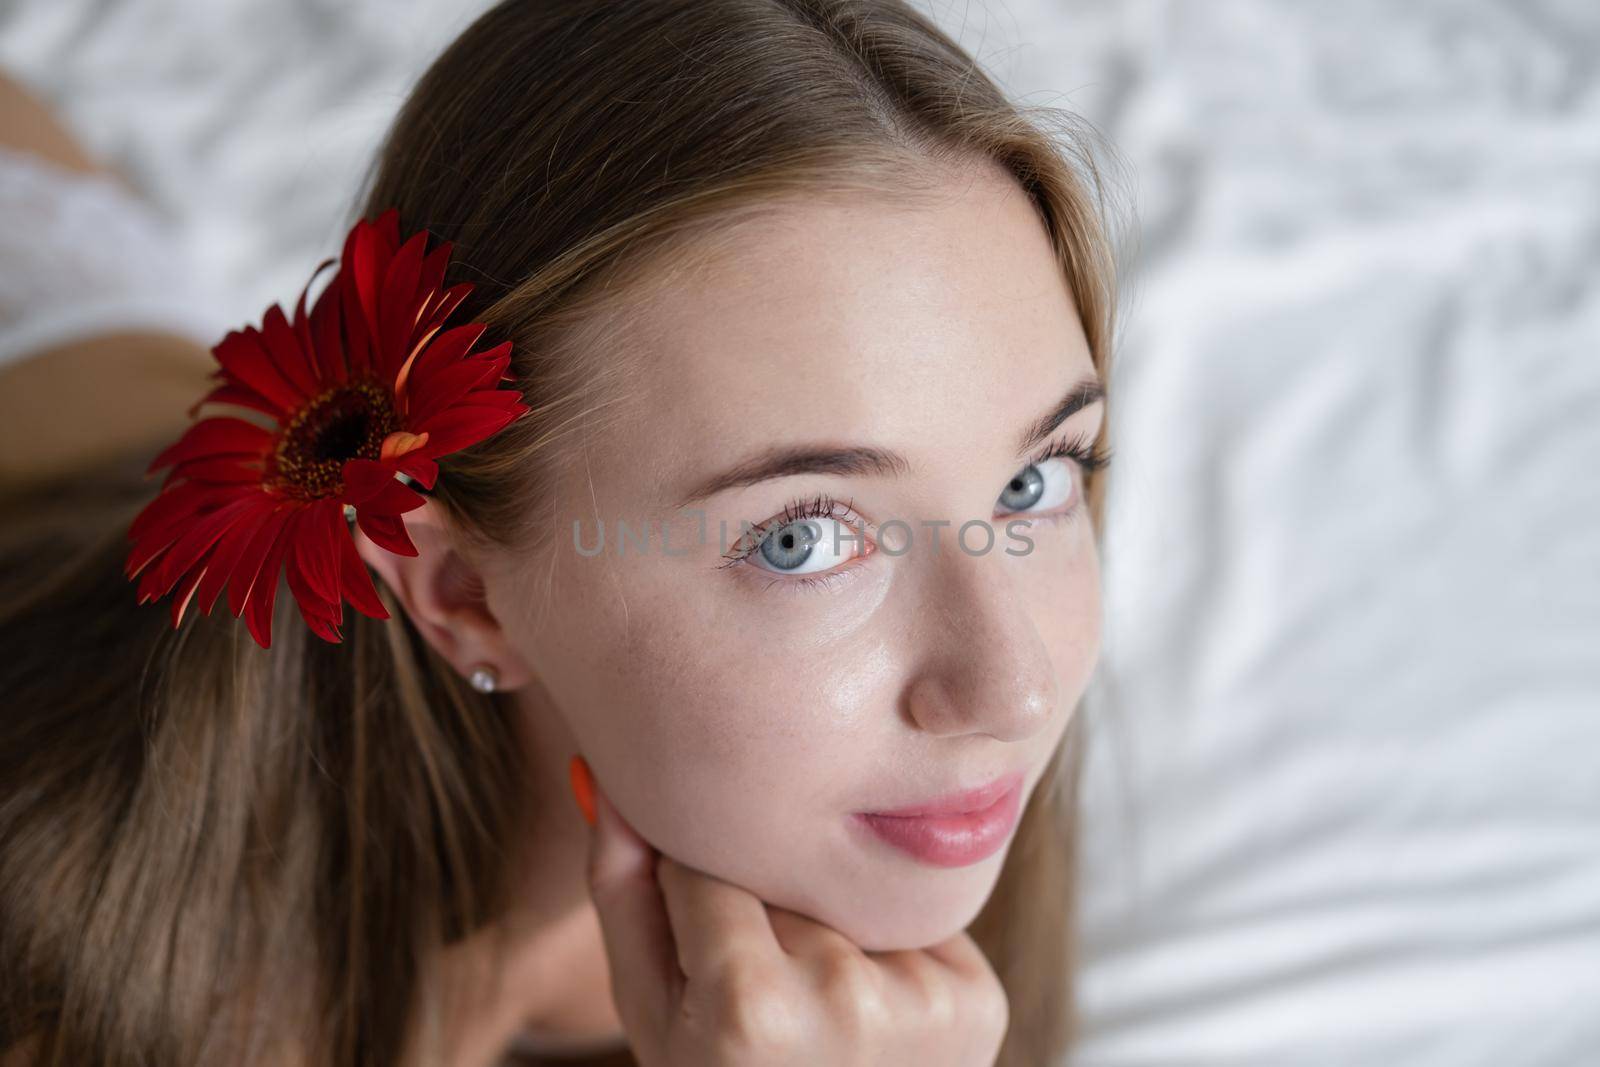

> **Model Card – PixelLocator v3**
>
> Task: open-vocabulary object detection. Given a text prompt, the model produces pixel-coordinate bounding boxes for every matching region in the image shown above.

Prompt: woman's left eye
[996,456,1077,515]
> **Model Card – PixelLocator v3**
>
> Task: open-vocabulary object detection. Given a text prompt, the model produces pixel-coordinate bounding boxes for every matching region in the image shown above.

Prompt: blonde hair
[0,1,1126,1063]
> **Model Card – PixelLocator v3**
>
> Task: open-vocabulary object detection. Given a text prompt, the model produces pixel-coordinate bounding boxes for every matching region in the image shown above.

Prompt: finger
[917,928,995,979]
[585,768,682,1031]
[764,904,863,960]
[653,853,785,980]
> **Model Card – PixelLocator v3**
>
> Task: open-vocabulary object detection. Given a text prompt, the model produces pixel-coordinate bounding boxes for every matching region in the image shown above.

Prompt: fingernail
[568,754,597,827]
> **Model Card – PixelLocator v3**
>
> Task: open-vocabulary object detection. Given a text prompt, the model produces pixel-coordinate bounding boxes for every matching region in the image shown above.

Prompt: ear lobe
[350,496,533,689]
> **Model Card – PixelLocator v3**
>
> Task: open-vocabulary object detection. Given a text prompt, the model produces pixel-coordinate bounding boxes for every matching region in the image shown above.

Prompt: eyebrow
[669,373,1104,509]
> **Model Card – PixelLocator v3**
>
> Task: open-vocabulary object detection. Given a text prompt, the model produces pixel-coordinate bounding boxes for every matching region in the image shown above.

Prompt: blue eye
[1001,431,1113,520]
[724,493,869,577]
[997,457,1073,514]
[717,432,1112,592]
[999,463,1046,511]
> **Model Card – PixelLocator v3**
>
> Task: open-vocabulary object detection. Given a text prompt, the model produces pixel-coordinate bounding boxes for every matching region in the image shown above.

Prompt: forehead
[585,163,1096,505]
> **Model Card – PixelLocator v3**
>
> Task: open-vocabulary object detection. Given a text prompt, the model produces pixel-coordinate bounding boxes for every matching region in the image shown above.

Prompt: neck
[493,675,627,1047]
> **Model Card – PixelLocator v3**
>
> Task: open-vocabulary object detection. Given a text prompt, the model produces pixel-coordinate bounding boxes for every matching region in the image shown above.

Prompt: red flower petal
[405,355,511,428]
[347,209,400,345]
[413,404,525,457]
[293,259,336,380]
[294,601,343,641]
[390,323,444,419]
[245,515,299,649]
[135,494,261,605]
[289,500,344,606]
[168,456,266,484]
[213,328,307,415]
[402,322,487,396]
[310,265,349,385]
[287,557,344,643]
[127,481,247,560]
[420,282,472,336]
[127,485,254,579]
[352,477,427,518]
[356,510,416,557]
[394,453,438,490]
[227,505,295,619]
[377,230,429,377]
[417,241,451,306]
[338,519,390,621]
[193,496,279,617]
[379,430,429,463]
[286,524,344,643]
[393,320,482,410]
[338,259,375,377]
[187,383,286,421]
[261,303,319,399]
[145,416,274,476]
[341,457,398,506]
[169,553,211,629]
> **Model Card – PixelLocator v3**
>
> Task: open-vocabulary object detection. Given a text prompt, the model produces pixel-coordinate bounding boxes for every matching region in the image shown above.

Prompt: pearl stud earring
[468,665,499,694]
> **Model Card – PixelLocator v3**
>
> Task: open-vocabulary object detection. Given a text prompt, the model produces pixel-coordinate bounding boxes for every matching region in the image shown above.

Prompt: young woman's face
[488,161,1104,952]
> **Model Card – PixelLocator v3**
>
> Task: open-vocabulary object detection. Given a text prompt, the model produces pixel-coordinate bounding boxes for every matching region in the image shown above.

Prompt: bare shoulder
[0,331,218,493]
[0,68,219,492]
[0,67,104,177]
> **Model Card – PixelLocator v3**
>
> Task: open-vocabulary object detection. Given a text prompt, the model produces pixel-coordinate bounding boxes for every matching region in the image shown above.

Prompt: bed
[2,1,1596,1064]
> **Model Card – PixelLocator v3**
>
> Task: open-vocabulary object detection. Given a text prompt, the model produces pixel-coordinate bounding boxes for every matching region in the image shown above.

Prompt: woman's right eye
[748,515,868,575]
[723,493,874,581]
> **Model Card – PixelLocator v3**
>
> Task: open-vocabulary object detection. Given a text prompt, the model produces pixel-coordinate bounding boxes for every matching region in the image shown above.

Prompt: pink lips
[851,771,1025,868]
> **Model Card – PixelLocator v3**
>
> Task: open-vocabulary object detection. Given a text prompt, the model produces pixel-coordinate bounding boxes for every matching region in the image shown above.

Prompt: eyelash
[717,431,1115,592]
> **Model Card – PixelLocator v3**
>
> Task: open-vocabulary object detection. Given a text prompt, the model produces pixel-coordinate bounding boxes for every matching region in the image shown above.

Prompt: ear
[351,496,535,691]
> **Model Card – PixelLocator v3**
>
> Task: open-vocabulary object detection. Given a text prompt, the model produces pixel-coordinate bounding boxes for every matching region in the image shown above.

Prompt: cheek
[1024,518,1103,683]
[522,554,894,872]
[509,522,1098,936]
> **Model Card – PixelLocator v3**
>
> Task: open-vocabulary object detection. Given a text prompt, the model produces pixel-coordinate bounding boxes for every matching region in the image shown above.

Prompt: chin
[837,898,991,953]
[780,857,1005,953]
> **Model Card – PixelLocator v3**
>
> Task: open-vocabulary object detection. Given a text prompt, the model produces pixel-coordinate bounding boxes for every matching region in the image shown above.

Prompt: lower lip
[850,780,1024,868]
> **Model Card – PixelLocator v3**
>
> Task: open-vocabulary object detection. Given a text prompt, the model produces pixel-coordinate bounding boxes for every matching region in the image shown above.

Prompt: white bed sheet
[0,143,222,368]
[2,2,1595,1065]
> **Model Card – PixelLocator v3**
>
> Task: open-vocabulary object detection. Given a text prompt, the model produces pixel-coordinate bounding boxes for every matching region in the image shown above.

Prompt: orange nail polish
[568,754,597,827]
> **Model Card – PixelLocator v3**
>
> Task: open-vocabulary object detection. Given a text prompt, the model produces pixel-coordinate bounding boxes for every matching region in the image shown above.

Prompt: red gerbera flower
[124,208,530,648]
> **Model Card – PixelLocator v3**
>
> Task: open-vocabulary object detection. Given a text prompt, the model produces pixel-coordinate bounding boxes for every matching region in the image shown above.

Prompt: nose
[901,544,1060,742]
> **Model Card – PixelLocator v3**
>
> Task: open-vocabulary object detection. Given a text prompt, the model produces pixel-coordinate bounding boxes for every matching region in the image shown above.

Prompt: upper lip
[860,770,1025,818]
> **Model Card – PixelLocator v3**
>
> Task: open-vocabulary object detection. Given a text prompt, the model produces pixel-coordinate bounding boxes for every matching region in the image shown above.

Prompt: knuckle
[899,958,959,1023]
[813,950,887,1027]
[967,976,1011,1035]
[714,954,779,1000]
[649,855,678,897]
[701,962,804,1053]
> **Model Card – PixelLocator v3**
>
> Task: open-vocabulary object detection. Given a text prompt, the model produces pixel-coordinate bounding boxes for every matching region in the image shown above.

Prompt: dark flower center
[269,378,401,500]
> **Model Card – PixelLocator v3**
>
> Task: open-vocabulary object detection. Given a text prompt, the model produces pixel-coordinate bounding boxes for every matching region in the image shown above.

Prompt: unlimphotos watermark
[569,509,1042,559]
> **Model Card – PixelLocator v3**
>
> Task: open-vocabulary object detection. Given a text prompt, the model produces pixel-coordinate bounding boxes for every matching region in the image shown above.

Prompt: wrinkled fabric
[0,144,219,368]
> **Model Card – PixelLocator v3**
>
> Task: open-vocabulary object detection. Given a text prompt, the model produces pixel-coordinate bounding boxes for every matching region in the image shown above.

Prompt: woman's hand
[575,758,1012,1067]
